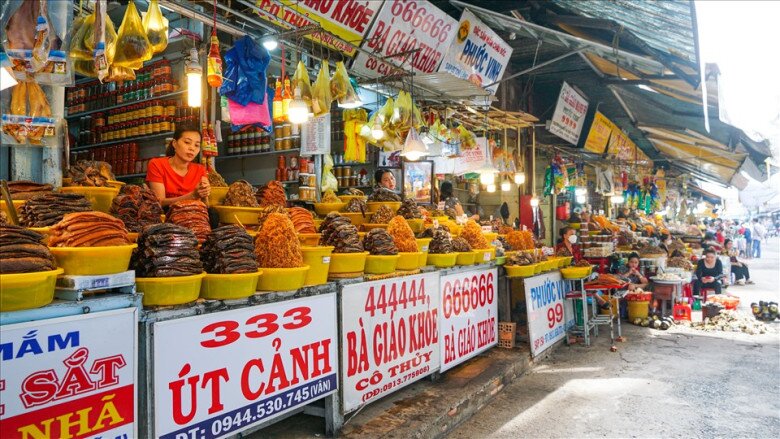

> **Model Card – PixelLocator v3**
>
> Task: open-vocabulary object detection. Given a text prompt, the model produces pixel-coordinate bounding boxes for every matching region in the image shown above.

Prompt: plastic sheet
[219,36,270,106]
[113,1,152,69]
[142,0,168,54]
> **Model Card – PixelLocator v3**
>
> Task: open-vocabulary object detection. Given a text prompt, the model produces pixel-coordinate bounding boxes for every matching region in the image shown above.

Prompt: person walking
[743,221,753,259]
[752,218,766,258]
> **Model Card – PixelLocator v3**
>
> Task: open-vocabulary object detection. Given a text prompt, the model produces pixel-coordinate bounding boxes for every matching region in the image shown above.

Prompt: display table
[563,276,614,347]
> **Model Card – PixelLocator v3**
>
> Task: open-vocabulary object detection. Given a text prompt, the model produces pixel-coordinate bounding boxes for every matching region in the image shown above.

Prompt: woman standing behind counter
[146,125,211,206]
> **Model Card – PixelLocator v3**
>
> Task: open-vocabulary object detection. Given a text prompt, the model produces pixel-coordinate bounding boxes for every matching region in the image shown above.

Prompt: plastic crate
[498,322,516,349]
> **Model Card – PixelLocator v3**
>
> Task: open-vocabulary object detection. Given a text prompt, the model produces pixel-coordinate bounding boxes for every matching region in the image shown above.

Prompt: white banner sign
[300,113,331,156]
[438,8,513,94]
[439,267,498,372]
[341,272,440,412]
[0,308,137,439]
[549,82,589,145]
[153,294,338,439]
[352,0,457,78]
[453,137,488,175]
[523,271,576,356]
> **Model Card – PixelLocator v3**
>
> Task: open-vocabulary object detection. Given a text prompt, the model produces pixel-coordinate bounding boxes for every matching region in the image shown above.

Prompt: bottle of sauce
[272,77,284,123]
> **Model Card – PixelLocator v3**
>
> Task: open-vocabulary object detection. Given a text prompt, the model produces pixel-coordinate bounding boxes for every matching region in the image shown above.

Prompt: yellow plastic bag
[292,61,313,108]
[106,65,136,82]
[142,0,169,54]
[312,63,332,117]
[321,154,338,193]
[73,59,97,78]
[113,1,152,68]
[330,61,349,100]
[393,91,412,129]
[69,13,94,61]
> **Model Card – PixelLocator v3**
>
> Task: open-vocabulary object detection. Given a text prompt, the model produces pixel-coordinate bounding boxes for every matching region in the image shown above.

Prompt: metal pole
[483,49,584,89]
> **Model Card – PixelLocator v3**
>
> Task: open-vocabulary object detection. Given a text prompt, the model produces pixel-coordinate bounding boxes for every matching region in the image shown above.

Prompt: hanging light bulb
[575,187,587,196]
[479,168,497,185]
[610,195,625,204]
[530,196,540,207]
[400,127,427,161]
[514,171,525,185]
[576,194,587,204]
[501,176,511,192]
[185,47,202,107]
[262,35,278,51]
[487,183,496,193]
[287,87,309,124]
[371,117,384,140]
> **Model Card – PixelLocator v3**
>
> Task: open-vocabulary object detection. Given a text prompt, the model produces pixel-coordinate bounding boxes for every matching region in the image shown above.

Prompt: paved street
[448,238,780,438]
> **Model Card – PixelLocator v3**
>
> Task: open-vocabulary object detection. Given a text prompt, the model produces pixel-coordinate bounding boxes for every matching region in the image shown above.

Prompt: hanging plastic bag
[69,12,94,60]
[113,1,152,69]
[106,64,135,82]
[393,91,412,130]
[321,154,338,193]
[311,62,332,116]
[292,61,312,108]
[142,0,168,54]
[73,58,97,77]
[29,2,52,72]
[329,61,349,100]
[219,36,270,106]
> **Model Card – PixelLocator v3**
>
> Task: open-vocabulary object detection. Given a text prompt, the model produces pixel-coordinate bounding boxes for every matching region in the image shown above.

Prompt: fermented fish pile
[19,193,91,227]
[67,160,115,187]
[428,229,453,254]
[363,229,397,255]
[110,185,163,232]
[167,199,211,243]
[7,180,53,200]
[254,213,304,267]
[370,204,395,223]
[288,207,316,233]
[0,224,55,273]
[133,224,202,277]
[200,225,258,274]
[49,211,129,247]
[319,213,363,253]
[397,198,422,219]
[223,180,259,207]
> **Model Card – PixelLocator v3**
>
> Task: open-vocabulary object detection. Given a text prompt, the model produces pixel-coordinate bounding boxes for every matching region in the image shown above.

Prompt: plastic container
[560,266,592,279]
[341,212,368,227]
[473,248,495,264]
[313,202,346,215]
[59,186,120,213]
[208,186,229,206]
[106,180,126,190]
[406,218,424,233]
[416,238,432,253]
[456,251,477,265]
[494,256,506,266]
[200,270,263,300]
[483,232,498,243]
[560,256,573,267]
[212,205,262,225]
[672,303,692,321]
[137,273,206,306]
[366,201,401,214]
[365,254,400,274]
[627,300,650,320]
[297,233,322,246]
[505,265,535,278]
[533,263,543,274]
[314,219,324,230]
[27,227,51,244]
[362,223,389,232]
[427,253,457,268]
[0,199,25,219]
[301,246,333,286]
[418,252,428,267]
[328,252,368,276]
[0,268,64,311]
[397,252,423,271]
[49,244,137,276]
[338,195,367,204]
[257,265,310,291]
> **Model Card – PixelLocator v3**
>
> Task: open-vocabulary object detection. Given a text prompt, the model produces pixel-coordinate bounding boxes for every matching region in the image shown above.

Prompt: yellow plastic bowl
[213,205,262,225]
[314,202,346,215]
[257,265,310,291]
[362,223,388,232]
[27,227,50,244]
[106,180,126,189]
[59,186,119,213]
[505,265,535,278]
[504,250,518,259]
[339,195,367,204]
[456,251,477,265]
[314,219,324,230]
[0,268,63,311]
[397,252,423,270]
[434,216,449,222]
[341,212,369,227]
[545,259,558,271]
[560,256,573,267]
[301,246,334,286]
[208,186,230,206]
[298,233,322,246]
[473,248,495,264]
[483,232,498,243]
[365,254,400,274]
[366,201,401,214]
[416,238,432,253]
[427,253,457,268]
[0,199,25,219]
[406,218,424,233]
[49,244,136,276]
[200,270,262,300]
[533,263,543,274]
[418,252,428,267]
[560,266,593,279]
[329,252,368,275]
[137,273,206,306]
[570,223,582,230]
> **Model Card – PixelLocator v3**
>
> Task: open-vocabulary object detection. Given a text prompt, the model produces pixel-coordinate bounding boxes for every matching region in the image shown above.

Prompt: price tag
[483,252,491,262]
[481,226,493,233]
[322,256,331,264]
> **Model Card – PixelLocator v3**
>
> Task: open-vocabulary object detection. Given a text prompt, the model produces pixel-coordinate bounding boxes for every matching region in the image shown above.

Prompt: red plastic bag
[227,97,270,128]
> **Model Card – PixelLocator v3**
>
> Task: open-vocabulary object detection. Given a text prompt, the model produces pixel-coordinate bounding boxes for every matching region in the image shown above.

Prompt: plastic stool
[673,303,692,321]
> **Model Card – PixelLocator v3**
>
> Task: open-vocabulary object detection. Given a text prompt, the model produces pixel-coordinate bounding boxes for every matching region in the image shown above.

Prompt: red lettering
[240,359,265,400]
[201,368,229,415]
[90,355,126,388]
[20,370,59,408]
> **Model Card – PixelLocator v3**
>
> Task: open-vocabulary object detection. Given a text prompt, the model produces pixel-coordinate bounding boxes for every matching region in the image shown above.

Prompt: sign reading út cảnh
[152,294,338,439]
[0,308,138,439]
[341,272,440,413]
[549,82,589,145]
[438,8,513,95]
[352,0,457,78]
[439,267,498,372]
[523,271,576,357]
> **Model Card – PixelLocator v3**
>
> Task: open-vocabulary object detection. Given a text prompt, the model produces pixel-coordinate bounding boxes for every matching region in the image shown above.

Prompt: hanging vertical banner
[0,308,138,439]
[438,8,513,95]
[549,82,589,145]
[352,0,457,78]
[253,0,382,57]
[583,111,614,154]
[301,114,332,156]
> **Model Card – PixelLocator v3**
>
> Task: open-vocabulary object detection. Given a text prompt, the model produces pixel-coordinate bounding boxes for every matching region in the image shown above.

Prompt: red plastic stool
[673,303,692,321]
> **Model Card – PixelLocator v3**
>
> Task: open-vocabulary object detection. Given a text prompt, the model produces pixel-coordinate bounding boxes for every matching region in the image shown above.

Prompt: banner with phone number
[341,272,440,413]
[523,271,576,357]
[439,267,498,372]
[351,0,457,78]
[152,294,338,439]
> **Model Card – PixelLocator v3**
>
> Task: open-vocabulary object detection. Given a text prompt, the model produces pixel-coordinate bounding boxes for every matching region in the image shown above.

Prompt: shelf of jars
[214,148,301,161]
[65,91,185,120]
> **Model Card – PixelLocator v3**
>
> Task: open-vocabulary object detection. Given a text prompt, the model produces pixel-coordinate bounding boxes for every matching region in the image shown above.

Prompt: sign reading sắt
[0,308,137,439]
[549,82,589,145]
[341,272,440,412]
[352,0,457,78]
[152,294,338,439]
[523,271,575,357]
[301,113,331,156]
[438,8,513,95]
[439,267,498,372]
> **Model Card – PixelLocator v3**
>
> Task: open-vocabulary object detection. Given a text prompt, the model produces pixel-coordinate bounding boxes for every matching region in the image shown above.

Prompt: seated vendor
[693,248,725,296]
[619,252,649,289]
[146,124,211,207]
[555,226,582,262]
[723,239,753,285]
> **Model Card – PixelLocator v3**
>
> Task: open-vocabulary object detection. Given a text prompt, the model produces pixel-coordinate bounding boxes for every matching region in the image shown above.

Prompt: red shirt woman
[146,125,211,206]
